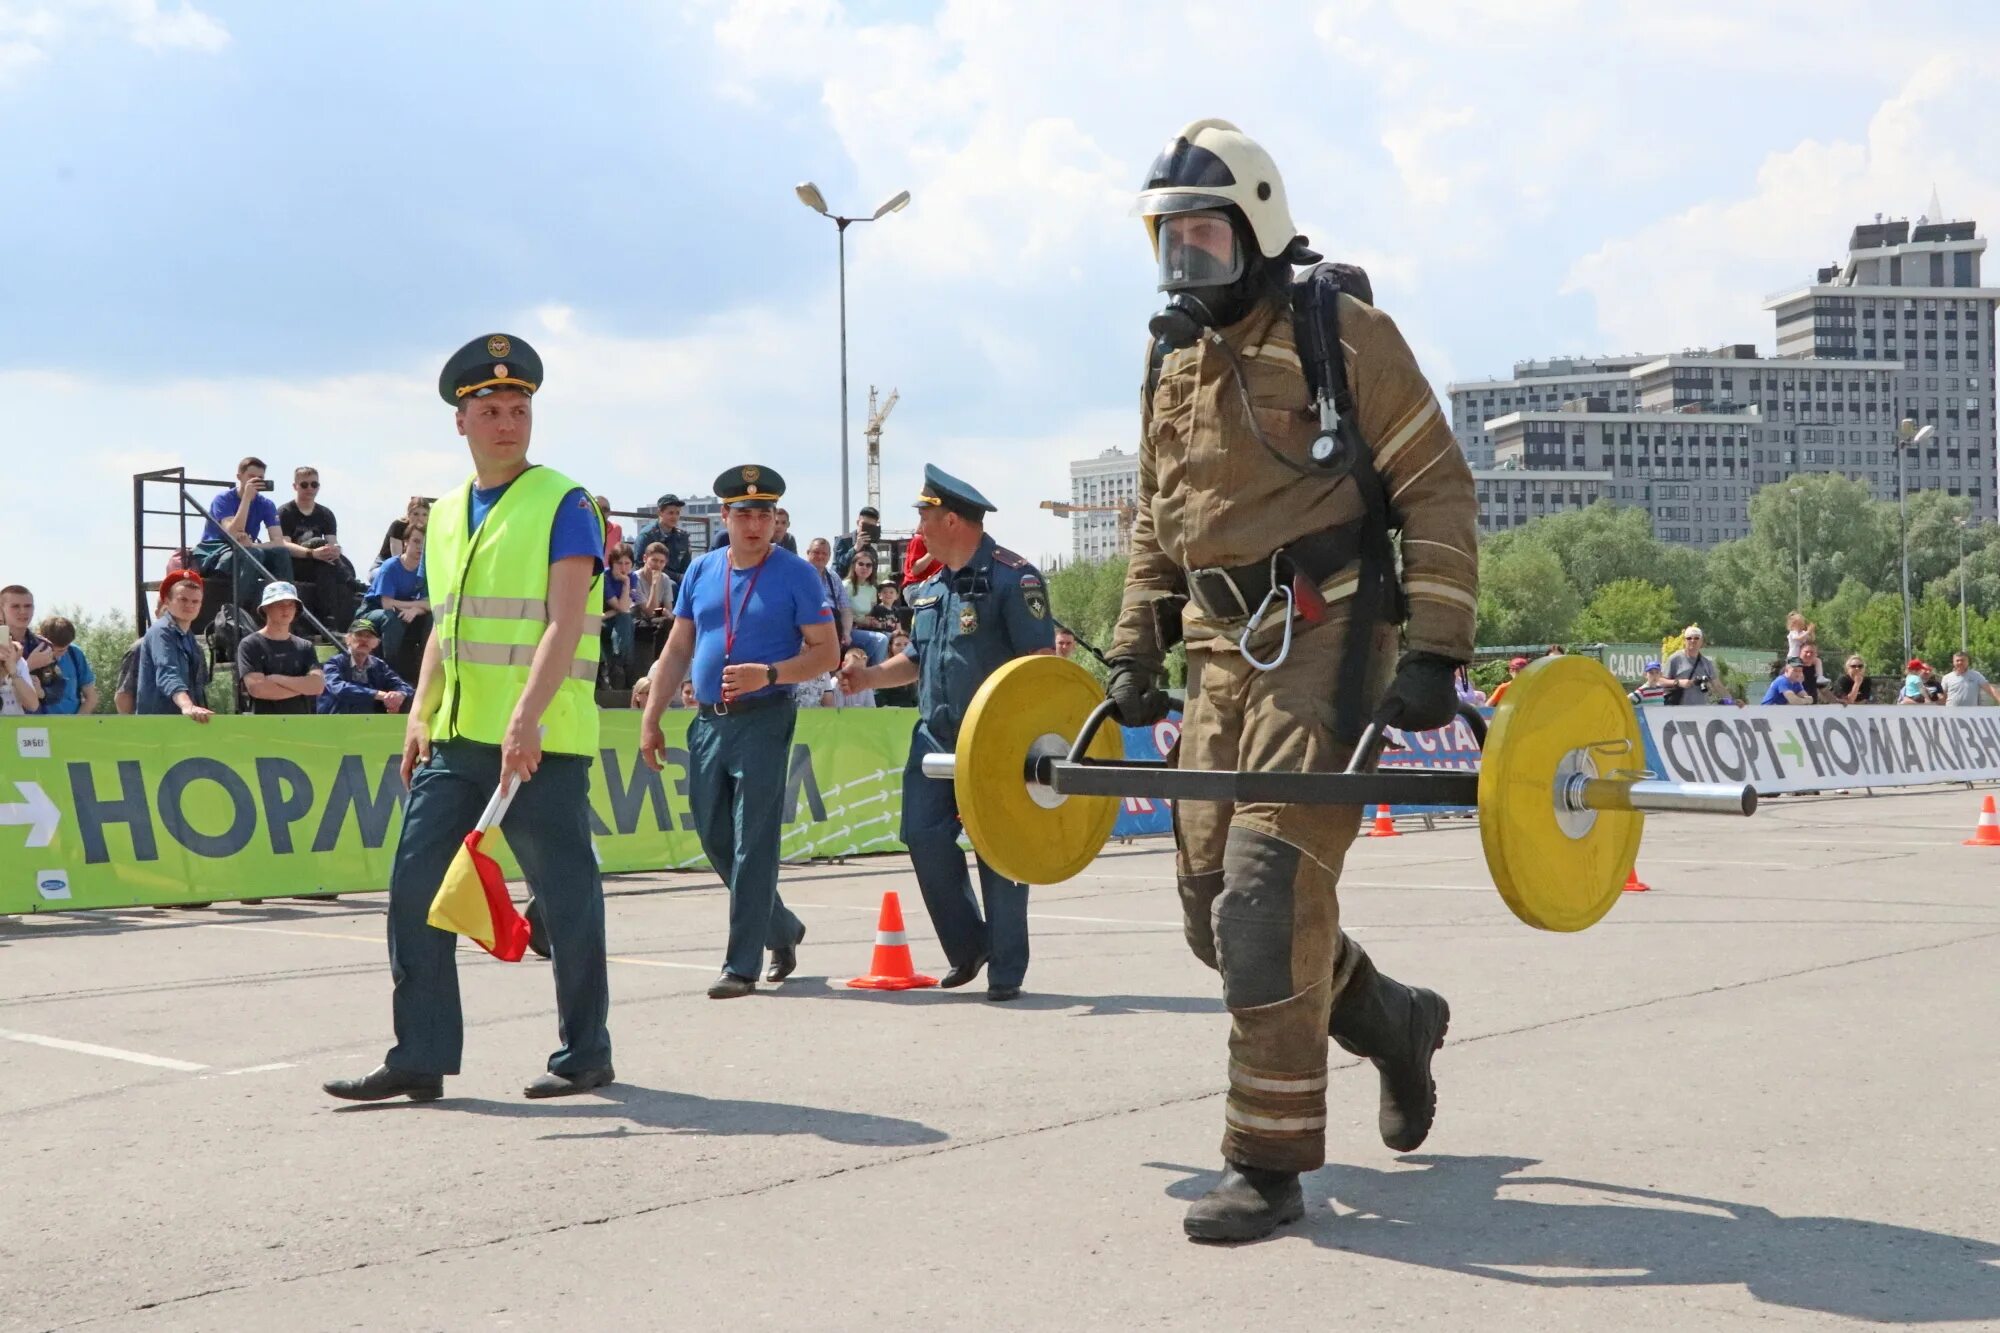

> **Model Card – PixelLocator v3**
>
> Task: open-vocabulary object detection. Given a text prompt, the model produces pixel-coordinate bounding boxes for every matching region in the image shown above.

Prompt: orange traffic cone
[1621,866,1652,893]
[846,892,939,990]
[1368,805,1399,838]
[1964,795,2000,847]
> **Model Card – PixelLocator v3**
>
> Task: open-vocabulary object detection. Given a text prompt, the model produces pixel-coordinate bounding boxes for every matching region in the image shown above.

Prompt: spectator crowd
[9,470,957,721]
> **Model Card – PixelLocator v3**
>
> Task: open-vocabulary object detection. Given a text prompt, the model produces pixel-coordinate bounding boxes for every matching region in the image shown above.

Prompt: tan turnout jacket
[1109,294,1478,665]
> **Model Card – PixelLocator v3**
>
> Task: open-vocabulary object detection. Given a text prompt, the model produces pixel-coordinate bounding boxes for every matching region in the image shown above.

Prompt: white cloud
[1564,54,2000,352]
[0,0,224,83]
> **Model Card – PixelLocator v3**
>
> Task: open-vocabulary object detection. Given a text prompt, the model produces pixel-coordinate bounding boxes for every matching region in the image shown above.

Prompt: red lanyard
[720,554,769,663]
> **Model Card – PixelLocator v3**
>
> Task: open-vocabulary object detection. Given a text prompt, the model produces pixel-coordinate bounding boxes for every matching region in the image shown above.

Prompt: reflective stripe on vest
[425,465,605,755]
[437,636,601,681]
[434,596,605,637]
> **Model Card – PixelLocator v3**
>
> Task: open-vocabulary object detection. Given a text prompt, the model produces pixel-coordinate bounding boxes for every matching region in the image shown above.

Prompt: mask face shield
[1154,210,1245,294]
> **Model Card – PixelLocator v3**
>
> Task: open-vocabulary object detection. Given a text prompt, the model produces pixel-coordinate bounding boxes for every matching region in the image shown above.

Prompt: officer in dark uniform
[838,465,1056,1001]
[635,495,694,583]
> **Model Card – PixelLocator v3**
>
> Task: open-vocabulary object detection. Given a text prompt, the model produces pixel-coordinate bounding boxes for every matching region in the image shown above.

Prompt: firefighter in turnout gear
[1108,119,1480,1242]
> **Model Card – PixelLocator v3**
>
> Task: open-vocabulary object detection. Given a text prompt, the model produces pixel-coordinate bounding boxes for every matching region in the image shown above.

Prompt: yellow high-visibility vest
[426,465,604,755]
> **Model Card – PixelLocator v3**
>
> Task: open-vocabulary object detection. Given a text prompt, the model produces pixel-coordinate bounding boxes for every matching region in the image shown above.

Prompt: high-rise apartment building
[1066,447,1140,561]
[1448,355,1658,469]
[1453,208,1999,546]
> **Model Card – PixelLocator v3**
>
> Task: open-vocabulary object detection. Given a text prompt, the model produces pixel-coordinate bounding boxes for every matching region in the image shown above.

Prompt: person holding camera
[1665,625,1718,705]
[0,618,41,715]
[833,506,881,578]
[195,456,296,613]
[0,586,54,713]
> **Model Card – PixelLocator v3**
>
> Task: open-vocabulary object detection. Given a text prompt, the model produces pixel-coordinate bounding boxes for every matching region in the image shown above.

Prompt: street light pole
[1957,516,1969,654]
[1895,419,1934,662]
[1788,486,1804,607]
[795,183,911,525]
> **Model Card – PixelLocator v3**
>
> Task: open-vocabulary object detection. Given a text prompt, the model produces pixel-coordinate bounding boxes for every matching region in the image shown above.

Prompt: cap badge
[493,363,508,379]
[487,335,511,358]
[742,466,761,484]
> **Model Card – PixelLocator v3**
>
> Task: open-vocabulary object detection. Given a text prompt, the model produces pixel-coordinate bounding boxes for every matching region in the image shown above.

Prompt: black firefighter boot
[1183,1162,1306,1243]
[1328,950,1450,1152]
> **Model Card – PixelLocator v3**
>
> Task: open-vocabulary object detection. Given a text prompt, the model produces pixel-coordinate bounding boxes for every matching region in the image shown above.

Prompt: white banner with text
[1638,704,2000,794]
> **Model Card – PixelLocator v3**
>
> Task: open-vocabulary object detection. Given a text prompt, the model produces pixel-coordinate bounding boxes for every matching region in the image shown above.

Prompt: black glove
[1105,658,1171,727]
[1372,651,1462,734]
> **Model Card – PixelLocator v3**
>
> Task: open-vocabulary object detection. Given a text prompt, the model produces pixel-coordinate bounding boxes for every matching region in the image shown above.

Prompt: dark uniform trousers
[1174,614,1397,1174]
[386,740,612,1077]
[901,721,1030,988]
[687,701,807,980]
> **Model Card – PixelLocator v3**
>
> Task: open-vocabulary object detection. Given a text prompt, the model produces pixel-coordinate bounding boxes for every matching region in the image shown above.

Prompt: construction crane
[1040,498,1138,553]
[864,385,899,514]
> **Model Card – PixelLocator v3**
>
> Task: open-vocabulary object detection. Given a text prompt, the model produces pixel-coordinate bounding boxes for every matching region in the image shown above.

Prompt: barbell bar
[925,653,1758,932]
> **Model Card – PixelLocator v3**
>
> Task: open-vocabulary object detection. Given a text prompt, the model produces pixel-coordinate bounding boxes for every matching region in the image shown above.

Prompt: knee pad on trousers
[1215,827,1303,1010]
[1177,870,1222,970]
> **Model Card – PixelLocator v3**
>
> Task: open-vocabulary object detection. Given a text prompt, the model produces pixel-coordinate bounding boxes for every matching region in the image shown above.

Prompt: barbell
[920,653,1757,932]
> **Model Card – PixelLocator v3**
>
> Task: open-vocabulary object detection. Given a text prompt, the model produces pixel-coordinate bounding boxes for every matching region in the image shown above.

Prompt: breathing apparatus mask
[1147,208,1278,349]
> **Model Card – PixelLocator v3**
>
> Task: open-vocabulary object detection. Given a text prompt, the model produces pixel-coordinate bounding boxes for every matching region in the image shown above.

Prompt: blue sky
[4,0,1997,613]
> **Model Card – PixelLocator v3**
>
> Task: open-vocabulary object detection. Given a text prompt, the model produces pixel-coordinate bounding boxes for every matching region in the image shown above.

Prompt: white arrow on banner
[0,781,59,847]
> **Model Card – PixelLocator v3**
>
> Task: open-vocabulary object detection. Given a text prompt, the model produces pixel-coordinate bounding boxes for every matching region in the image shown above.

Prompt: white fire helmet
[1134,118,1303,262]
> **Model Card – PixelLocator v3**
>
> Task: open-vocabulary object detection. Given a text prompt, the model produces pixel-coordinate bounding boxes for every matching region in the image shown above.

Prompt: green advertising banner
[0,711,919,914]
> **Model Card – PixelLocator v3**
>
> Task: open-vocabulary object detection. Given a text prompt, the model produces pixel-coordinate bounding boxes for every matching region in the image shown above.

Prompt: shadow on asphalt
[757,976,1225,1015]
[1150,1155,2000,1323]
[428,1083,950,1148]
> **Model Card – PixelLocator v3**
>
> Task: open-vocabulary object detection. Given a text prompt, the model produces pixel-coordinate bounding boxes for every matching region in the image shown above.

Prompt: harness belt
[1185,524,1364,622]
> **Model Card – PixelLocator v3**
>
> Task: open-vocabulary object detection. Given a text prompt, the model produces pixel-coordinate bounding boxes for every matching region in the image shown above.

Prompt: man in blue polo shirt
[1761,657,1812,706]
[639,465,838,998]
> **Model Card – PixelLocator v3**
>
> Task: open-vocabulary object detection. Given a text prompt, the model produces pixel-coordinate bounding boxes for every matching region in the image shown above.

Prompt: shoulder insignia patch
[992,546,1027,568]
[1023,587,1048,620]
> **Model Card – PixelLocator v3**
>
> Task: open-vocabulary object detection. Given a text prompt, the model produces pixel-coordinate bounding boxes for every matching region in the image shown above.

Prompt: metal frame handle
[1344,700,1489,777]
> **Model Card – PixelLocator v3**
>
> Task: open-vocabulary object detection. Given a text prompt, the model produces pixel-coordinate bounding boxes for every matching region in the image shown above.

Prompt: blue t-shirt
[202,490,281,545]
[674,546,832,705]
[1760,675,1806,705]
[40,643,96,715]
[421,481,604,585]
[603,572,631,610]
[368,556,427,605]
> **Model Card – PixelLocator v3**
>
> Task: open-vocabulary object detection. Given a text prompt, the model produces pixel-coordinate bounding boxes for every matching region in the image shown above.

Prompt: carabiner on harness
[1237,552,1295,672]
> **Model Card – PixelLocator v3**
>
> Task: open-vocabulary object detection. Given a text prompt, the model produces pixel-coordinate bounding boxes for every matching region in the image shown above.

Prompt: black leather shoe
[986,984,1022,1002]
[940,954,987,989]
[765,926,804,982]
[323,1064,443,1103]
[524,1066,615,1099]
[1183,1162,1305,1243]
[708,971,756,999]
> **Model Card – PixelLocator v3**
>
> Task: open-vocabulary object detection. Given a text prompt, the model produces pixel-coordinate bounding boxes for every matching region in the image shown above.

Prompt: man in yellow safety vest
[325,332,615,1103]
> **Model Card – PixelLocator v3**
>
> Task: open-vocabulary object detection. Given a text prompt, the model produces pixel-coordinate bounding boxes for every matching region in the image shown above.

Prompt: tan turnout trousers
[1174,615,1397,1173]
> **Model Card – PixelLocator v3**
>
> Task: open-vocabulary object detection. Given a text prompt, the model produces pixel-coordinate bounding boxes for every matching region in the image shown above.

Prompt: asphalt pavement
[3,786,1997,1331]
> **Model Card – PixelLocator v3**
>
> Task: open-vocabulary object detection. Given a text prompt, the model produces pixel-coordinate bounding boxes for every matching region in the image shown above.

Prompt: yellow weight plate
[1477,655,1643,932]
[955,656,1124,884]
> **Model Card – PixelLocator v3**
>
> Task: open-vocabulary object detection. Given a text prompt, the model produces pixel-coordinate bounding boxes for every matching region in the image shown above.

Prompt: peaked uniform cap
[914,463,996,519]
[715,464,784,508]
[440,333,542,405]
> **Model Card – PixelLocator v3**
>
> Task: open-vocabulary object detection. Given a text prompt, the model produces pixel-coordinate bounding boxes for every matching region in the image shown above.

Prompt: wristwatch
[765,663,779,688]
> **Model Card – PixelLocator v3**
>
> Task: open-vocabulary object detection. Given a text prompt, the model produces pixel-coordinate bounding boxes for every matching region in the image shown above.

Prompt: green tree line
[1049,475,2000,683]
